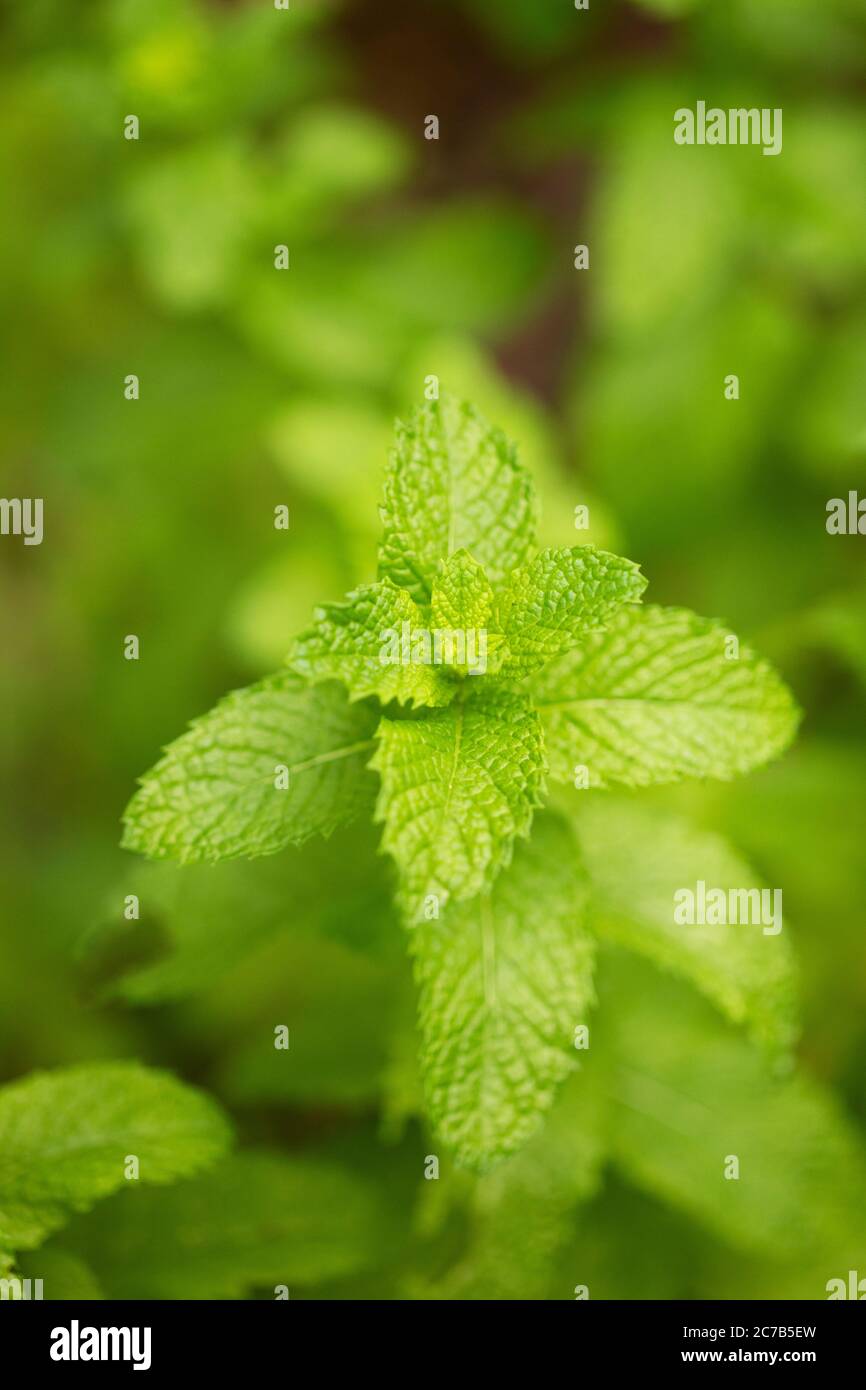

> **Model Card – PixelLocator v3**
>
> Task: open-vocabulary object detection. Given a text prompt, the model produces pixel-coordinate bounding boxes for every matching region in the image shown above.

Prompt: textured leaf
[499,545,646,675]
[372,687,546,919]
[430,550,506,676]
[411,814,594,1169]
[534,605,799,787]
[431,549,495,631]
[601,954,866,1264]
[122,673,378,863]
[62,1152,385,1299]
[420,1072,606,1299]
[0,1064,231,1258]
[288,579,456,707]
[573,797,797,1053]
[378,397,536,605]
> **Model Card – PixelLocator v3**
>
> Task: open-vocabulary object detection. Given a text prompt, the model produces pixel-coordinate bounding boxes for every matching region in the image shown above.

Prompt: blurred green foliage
[1,0,864,1299]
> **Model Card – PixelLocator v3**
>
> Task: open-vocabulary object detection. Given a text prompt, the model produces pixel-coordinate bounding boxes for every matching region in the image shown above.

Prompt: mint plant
[123,396,799,1170]
[0,1062,231,1274]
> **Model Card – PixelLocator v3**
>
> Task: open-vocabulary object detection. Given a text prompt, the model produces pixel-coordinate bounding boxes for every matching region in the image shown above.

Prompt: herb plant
[0,1063,230,1279]
[122,396,800,1171]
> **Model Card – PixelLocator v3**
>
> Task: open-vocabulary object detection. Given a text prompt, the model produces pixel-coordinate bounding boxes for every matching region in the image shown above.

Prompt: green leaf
[534,605,800,788]
[420,1071,606,1299]
[89,824,398,1005]
[430,549,506,676]
[411,814,594,1169]
[61,1152,385,1299]
[499,545,646,675]
[431,549,495,631]
[372,686,546,919]
[573,797,797,1053]
[600,954,866,1264]
[0,1063,231,1259]
[122,673,379,863]
[378,397,536,605]
[288,579,455,707]
[273,103,410,222]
